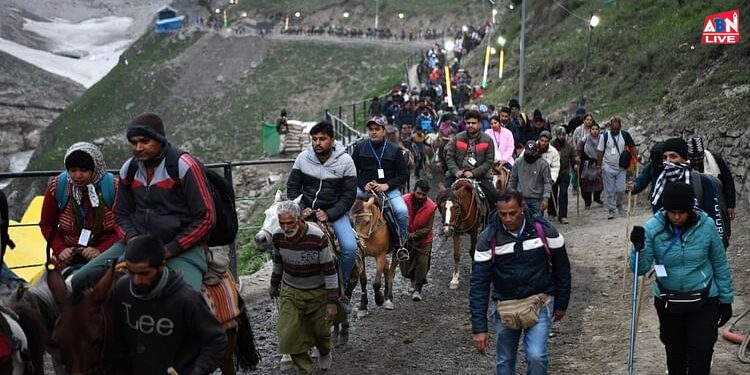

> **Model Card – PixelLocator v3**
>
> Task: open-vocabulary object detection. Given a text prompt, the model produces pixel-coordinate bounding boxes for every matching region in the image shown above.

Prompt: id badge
[467,157,477,166]
[610,147,617,155]
[377,168,385,179]
[654,264,668,277]
[78,229,92,247]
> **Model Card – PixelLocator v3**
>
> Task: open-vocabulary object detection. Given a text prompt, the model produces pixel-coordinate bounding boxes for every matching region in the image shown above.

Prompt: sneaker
[607,212,615,220]
[584,205,591,210]
[559,218,569,224]
[319,351,332,371]
[594,199,604,205]
[340,297,351,314]
[412,290,422,302]
[408,280,416,294]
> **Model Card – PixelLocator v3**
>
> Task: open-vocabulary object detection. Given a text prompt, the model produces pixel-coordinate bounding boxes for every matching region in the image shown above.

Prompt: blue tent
[155,6,184,34]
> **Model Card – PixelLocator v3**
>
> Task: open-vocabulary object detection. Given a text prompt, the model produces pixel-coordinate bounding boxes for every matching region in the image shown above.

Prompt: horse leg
[449,234,461,290]
[220,328,237,375]
[357,265,369,319]
[373,254,386,306]
[383,253,399,310]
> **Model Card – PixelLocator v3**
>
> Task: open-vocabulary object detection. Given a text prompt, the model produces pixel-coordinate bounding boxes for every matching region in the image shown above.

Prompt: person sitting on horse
[444,109,499,206]
[352,116,411,257]
[106,234,227,375]
[286,121,358,291]
[39,142,121,271]
[270,200,339,375]
[485,110,515,169]
[72,113,215,293]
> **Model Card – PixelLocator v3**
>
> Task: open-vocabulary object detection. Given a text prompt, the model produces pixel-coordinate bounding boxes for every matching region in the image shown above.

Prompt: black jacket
[351,138,409,191]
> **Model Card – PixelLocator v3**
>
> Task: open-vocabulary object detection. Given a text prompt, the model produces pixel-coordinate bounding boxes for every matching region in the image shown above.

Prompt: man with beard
[444,109,499,204]
[106,235,227,375]
[287,121,358,294]
[498,106,520,150]
[508,141,553,215]
[549,127,577,224]
[352,116,410,255]
[269,201,339,375]
[650,138,729,247]
[596,117,637,219]
[400,179,438,302]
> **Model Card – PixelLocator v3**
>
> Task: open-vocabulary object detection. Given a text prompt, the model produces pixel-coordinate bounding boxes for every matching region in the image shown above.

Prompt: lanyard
[368,140,387,168]
[658,227,682,264]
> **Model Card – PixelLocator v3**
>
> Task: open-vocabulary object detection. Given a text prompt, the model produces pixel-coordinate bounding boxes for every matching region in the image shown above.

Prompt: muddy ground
[239,188,750,375]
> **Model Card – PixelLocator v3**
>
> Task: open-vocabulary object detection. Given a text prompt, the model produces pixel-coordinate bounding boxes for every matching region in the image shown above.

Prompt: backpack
[125,147,238,247]
[419,115,433,132]
[603,130,638,172]
[55,171,116,210]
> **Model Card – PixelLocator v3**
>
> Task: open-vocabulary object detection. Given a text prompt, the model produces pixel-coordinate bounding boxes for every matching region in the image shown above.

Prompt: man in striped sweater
[270,200,339,375]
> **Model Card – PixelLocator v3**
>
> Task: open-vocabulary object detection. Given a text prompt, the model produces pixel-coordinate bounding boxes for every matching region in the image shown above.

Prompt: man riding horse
[444,109,499,209]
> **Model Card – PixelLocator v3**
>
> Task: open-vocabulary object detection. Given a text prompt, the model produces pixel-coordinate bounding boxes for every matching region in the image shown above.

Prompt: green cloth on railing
[262,122,280,156]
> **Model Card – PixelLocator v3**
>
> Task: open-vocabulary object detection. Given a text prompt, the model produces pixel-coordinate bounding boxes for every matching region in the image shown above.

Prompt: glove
[718,303,732,327]
[269,285,280,299]
[630,226,645,252]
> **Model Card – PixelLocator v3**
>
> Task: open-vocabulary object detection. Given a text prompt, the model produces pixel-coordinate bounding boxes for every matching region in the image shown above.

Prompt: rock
[125,102,136,110]
[0,154,9,172]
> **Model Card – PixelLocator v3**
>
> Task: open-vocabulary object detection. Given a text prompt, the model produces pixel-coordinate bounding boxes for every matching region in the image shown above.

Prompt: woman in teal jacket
[629,182,733,375]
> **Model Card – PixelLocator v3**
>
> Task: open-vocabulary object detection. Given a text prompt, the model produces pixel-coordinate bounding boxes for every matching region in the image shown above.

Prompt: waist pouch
[657,279,711,314]
[495,293,550,330]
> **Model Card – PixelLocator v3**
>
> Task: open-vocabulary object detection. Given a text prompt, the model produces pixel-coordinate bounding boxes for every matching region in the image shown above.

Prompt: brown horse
[437,178,485,290]
[350,194,399,318]
[47,264,259,375]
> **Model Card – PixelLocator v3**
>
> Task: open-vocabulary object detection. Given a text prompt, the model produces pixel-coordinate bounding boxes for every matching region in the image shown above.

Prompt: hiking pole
[627,248,640,375]
[622,163,640,292]
[576,170,580,216]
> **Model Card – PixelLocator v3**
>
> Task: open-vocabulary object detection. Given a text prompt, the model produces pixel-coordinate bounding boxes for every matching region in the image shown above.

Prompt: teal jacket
[629,210,733,304]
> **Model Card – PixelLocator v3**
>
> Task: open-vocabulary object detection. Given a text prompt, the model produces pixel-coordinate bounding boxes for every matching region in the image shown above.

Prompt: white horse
[253,190,301,252]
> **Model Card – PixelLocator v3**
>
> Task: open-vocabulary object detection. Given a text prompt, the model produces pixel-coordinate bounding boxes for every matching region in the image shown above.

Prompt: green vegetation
[238,0,483,20]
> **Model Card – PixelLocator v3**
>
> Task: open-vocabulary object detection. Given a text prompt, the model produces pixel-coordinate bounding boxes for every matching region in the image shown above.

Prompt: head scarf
[63,142,107,207]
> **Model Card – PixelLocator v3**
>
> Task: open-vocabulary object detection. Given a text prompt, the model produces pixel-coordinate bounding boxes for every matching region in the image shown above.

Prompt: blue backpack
[419,116,433,132]
[54,171,116,210]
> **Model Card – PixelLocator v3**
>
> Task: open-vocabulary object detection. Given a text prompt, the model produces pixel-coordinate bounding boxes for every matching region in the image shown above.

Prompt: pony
[349,193,400,317]
[47,262,259,375]
[492,162,511,191]
[437,178,486,290]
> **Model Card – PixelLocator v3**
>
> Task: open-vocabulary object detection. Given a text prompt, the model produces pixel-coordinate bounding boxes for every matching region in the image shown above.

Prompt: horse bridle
[444,180,478,233]
[352,194,386,239]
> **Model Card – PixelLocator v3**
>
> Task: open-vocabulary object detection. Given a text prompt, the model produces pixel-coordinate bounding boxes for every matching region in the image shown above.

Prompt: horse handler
[400,179,437,302]
[470,189,571,375]
[270,201,339,375]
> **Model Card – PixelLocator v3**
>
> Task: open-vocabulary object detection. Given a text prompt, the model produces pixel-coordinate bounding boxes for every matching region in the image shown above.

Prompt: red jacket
[404,193,437,247]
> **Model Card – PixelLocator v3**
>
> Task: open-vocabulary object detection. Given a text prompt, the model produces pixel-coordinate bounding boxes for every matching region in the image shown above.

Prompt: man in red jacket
[400,179,438,302]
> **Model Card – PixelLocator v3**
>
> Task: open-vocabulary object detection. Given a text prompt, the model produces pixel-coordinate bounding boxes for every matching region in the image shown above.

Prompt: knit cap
[126,112,167,144]
[661,182,695,212]
[662,138,688,161]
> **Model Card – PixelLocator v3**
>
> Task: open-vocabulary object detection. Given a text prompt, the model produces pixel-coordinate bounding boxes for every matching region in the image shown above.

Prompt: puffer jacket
[445,131,495,179]
[286,141,357,222]
[629,210,733,304]
[469,210,572,333]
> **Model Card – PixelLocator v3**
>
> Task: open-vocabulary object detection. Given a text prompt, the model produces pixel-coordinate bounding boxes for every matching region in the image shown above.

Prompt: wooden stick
[634,275,647,329]
[622,163,640,293]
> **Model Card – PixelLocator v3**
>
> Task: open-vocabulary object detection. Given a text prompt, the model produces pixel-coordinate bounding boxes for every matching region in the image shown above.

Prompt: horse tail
[234,294,261,371]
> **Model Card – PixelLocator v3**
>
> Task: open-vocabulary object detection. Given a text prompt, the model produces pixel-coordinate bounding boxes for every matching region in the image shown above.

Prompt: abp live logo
[702,10,739,44]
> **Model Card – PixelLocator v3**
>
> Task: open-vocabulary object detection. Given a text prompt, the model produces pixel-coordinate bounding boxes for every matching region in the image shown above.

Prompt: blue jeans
[494,298,554,375]
[330,214,358,287]
[602,165,626,213]
[357,188,409,244]
[524,198,542,216]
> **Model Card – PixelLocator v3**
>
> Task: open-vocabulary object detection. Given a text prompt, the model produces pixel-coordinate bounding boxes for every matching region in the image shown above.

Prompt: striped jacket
[469,210,571,333]
[445,131,495,179]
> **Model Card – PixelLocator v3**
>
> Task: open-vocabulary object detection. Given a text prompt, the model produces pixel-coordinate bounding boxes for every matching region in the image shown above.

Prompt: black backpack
[126,147,238,247]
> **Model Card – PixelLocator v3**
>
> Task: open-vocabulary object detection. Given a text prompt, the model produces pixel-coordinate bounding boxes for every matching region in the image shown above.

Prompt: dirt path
[239,188,750,374]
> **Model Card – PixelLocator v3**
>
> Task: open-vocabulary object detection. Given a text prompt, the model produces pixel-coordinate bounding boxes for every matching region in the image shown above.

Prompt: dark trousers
[581,190,602,208]
[654,297,720,375]
[444,176,498,204]
[548,173,571,219]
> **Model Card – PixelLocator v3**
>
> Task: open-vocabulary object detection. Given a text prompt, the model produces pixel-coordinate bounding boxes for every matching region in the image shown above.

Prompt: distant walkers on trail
[72,112,216,293]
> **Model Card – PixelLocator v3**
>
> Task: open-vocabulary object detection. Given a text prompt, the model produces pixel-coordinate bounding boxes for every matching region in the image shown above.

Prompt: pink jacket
[485,127,515,165]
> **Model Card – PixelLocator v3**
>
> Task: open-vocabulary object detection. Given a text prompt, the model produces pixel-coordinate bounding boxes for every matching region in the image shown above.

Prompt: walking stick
[622,163,640,292]
[576,166,581,216]
[627,249,640,375]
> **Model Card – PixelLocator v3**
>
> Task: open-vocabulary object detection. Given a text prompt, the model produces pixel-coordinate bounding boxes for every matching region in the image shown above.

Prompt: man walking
[270,201,339,375]
[470,189,571,375]
[508,141,553,215]
[401,179,437,302]
[287,121,358,291]
[106,235,227,375]
[73,112,215,292]
[596,117,637,219]
[548,127,577,224]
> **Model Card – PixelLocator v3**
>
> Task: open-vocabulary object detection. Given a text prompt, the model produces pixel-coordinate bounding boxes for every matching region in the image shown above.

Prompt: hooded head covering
[63,142,108,207]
